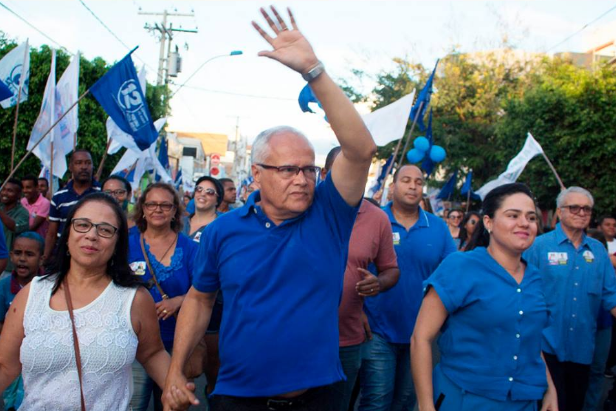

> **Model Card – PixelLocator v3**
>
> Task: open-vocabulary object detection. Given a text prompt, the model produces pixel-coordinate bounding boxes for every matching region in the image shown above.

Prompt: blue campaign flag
[174,169,183,189]
[0,79,13,101]
[90,49,158,151]
[436,170,457,200]
[370,155,394,195]
[155,136,169,182]
[460,170,481,200]
[298,84,321,113]
[409,59,439,131]
[421,109,435,176]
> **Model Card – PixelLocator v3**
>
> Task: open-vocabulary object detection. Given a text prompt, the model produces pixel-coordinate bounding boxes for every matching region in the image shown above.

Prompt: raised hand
[252,6,319,74]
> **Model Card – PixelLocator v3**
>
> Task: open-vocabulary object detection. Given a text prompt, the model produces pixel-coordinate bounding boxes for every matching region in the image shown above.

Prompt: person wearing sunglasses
[162,6,376,411]
[128,183,199,410]
[0,193,171,410]
[525,186,616,411]
[446,209,464,248]
[458,211,480,251]
[102,175,134,227]
[182,176,224,243]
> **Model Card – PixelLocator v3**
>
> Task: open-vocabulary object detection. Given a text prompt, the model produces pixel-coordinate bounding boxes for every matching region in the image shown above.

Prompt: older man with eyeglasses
[162,6,376,411]
[525,186,616,411]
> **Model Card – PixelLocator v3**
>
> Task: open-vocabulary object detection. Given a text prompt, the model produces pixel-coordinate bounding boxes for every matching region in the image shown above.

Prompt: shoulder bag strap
[139,233,177,301]
[63,280,87,411]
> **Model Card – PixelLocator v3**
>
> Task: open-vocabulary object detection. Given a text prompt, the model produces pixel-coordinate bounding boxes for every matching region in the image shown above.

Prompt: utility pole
[139,9,197,85]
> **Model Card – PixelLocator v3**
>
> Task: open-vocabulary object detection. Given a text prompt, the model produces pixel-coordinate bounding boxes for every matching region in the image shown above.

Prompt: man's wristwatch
[302,61,325,82]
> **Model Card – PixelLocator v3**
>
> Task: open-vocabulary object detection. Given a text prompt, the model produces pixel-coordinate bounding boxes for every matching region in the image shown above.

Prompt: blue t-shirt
[128,229,198,350]
[364,205,456,343]
[524,224,616,364]
[0,275,17,322]
[425,248,549,401]
[193,174,359,397]
[0,224,7,261]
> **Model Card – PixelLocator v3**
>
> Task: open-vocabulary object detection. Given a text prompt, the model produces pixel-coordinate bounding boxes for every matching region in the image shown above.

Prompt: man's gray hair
[556,186,594,208]
[251,126,313,165]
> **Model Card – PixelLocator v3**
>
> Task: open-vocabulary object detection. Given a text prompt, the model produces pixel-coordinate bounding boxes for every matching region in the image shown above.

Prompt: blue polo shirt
[0,275,16,322]
[524,224,616,365]
[49,180,100,235]
[364,205,456,343]
[193,173,359,397]
[425,248,549,401]
[128,229,198,350]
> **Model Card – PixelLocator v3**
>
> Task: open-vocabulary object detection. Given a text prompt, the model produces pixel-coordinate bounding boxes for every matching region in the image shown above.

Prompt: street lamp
[170,50,243,98]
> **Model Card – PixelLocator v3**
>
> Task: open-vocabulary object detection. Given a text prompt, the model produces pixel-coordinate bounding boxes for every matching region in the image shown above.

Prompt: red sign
[210,166,220,176]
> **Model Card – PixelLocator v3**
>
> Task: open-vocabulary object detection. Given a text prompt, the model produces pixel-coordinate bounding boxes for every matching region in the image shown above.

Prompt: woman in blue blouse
[128,182,198,411]
[411,183,557,411]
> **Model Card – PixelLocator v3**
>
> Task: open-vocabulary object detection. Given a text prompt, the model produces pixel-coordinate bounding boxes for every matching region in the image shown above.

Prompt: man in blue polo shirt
[162,7,377,411]
[43,149,100,260]
[524,186,616,411]
[360,164,456,411]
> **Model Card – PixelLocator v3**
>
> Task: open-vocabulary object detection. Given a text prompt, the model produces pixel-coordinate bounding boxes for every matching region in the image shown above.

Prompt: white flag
[56,52,80,154]
[27,50,67,179]
[106,65,147,154]
[0,40,30,108]
[362,90,416,146]
[110,118,169,192]
[476,133,544,200]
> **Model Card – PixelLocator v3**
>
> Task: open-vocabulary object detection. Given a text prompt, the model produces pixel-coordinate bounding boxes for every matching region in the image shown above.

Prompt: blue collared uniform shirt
[0,225,7,260]
[425,247,549,401]
[524,224,616,365]
[193,173,359,397]
[364,205,456,344]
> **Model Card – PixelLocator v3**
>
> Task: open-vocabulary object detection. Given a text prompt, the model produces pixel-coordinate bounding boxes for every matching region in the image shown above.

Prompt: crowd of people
[0,6,615,411]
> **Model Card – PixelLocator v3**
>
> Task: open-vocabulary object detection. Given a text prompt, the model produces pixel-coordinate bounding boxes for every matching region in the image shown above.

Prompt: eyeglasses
[195,186,218,196]
[143,202,175,212]
[257,164,321,181]
[103,189,127,197]
[468,219,478,225]
[71,218,118,238]
[449,215,462,220]
[561,205,593,215]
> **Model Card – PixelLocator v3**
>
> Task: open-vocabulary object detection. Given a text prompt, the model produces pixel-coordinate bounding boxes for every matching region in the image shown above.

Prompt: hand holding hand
[162,370,198,411]
[156,296,183,321]
[252,6,319,75]
[356,268,380,297]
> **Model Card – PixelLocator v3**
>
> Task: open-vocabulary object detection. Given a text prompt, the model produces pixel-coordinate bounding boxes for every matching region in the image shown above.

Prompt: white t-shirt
[607,239,616,256]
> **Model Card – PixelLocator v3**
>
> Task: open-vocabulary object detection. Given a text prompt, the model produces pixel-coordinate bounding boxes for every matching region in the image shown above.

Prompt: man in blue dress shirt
[162,7,377,411]
[525,186,616,411]
[360,165,457,411]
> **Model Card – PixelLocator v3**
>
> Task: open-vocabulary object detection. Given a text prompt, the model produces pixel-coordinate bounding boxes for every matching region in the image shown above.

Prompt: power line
[77,0,157,73]
[174,84,295,101]
[0,1,73,54]
[546,3,616,52]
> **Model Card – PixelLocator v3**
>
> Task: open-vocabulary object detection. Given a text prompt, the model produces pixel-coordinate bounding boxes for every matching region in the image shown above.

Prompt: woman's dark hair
[465,183,536,251]
[420,196,434,213]
[447,208,463,218]
[133,182,184,233]
[194,176,225,208]
[45,192,141,293]
[459,211,481,248]
[101,175,132,196]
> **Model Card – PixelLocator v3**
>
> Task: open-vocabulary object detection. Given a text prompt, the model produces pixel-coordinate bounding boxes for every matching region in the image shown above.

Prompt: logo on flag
[0,41,30,108]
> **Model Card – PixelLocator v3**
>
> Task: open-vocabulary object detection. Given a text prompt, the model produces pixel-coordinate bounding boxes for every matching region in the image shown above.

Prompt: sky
[2,0,616,159]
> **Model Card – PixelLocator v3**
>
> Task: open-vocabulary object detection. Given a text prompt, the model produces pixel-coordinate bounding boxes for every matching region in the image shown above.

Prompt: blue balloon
[406,148,425,163]
[429,145,446,162]
[413,136,430,152]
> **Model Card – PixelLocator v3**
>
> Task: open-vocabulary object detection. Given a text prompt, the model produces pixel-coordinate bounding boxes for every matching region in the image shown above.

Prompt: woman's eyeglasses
[195,186,218,196]
[144,202,174,212]
[71,218,118,238]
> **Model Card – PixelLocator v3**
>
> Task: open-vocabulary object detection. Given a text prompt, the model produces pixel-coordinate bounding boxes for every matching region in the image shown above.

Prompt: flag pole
[49,139,55,194]
[10,41,29,172]
[540,151,565,191]
[396,101,425,167]
[466,189,471,213]
[95,139,113,182]
[1,90,89,192]
[381,100,424,184]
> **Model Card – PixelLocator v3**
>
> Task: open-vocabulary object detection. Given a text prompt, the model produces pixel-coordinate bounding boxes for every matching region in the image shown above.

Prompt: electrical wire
[546,3,616,52]
[174,84,295,101]
[0,1,73,54]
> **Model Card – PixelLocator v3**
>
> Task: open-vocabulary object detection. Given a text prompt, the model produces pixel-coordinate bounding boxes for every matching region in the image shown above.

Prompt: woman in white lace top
[0,193,172,411]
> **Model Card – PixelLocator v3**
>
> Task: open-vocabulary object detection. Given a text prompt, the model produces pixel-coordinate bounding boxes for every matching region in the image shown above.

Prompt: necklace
[146,233,177,263]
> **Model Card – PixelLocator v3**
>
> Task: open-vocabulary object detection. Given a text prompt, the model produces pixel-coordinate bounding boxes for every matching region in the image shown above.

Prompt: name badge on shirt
[130,261,147,276]
[548,252,568,265]
[392,232,401,245]
[583,250,595,263]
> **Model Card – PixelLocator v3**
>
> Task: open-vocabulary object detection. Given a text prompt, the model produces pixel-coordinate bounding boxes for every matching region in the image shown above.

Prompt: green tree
[0,34,168,182]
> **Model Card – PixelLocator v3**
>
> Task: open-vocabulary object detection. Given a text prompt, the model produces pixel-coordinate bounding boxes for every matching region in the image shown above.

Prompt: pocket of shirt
[587,274,602,295]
